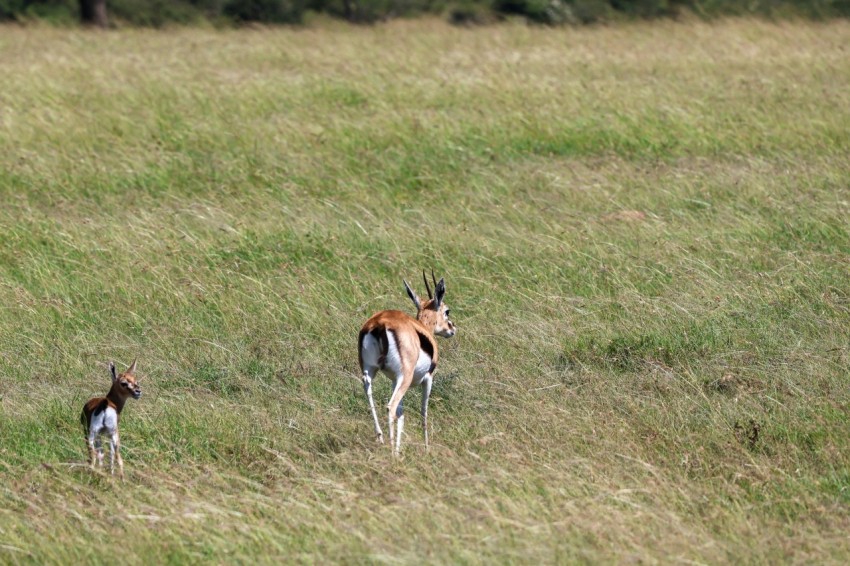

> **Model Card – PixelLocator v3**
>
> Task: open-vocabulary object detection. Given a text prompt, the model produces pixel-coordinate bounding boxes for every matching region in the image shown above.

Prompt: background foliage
[1,0,850,25]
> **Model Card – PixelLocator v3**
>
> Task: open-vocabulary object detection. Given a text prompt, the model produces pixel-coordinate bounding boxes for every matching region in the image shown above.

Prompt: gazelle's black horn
[422,270,433,299]
[431,269,438,291]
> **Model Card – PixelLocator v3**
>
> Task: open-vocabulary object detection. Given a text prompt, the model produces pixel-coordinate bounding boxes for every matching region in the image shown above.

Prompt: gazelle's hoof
[376,434,384,444]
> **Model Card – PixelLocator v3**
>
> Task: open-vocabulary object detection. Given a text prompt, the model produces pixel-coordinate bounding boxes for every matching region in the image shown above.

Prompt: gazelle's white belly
[412,350,433,384]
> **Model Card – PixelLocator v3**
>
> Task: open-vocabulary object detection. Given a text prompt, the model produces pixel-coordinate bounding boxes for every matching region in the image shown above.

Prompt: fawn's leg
[110,432,124,479]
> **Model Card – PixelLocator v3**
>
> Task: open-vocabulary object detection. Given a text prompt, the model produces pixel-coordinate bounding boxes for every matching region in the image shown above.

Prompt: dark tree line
[79,0,107,26]
[1,0,848,26]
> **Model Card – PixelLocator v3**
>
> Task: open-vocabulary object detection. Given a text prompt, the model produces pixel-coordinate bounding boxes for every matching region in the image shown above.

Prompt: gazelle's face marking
[111,359,142,400]
[119,374,142,399]
[438,303,455,338]
[421,300,455,338]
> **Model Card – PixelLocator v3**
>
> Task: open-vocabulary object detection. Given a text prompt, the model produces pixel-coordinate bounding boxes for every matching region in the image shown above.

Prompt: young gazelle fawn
[80,359,142,478]
[358,272,456,455]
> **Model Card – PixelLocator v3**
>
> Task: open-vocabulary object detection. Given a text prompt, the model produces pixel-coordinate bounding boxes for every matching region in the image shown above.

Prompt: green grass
[1,17,849,564]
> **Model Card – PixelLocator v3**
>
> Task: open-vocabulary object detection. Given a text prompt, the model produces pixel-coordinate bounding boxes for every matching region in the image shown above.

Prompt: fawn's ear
[109,361,117,383]
[126,358,137,375]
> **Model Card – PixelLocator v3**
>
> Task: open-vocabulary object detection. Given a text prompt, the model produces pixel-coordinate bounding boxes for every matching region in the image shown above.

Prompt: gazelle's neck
[415,299,440,336]
[106,385,131,414]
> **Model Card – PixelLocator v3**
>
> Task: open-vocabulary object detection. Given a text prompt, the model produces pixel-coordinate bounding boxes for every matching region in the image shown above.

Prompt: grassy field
[1,18,849,564]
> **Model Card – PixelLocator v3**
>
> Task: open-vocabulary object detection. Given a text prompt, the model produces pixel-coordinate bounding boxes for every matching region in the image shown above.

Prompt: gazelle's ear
[127,358,137,375]
[434,278,446,309]
[403,279,421,311]
[109,361,117,383]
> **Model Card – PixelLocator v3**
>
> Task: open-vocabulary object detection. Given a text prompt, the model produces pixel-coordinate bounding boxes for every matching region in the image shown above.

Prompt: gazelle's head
[110,359,142,400]
[404,271,456,338]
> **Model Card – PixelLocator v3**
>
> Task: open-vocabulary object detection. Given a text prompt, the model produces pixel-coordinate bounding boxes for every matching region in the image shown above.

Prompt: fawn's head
[404,270,456,338]
[111,359,142,400]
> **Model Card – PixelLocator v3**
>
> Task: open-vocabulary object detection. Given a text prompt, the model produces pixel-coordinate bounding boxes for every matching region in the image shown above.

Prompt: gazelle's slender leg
[387,375,412,456]
[109,433,116,475]
[362,369,384,443]
[386,376,404,448]
[95,437,104,467]
[421,374,433,452]
[395,400,405,455]
[111,432,124,480]
[87,430,98,467]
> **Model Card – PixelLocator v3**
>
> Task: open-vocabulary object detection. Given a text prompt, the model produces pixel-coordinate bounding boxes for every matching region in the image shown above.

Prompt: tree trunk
[80,0,108,27]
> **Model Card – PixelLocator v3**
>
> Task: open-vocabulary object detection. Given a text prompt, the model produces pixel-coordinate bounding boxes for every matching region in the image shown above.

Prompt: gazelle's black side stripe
[417,330,437,374]
[416,331,434,358]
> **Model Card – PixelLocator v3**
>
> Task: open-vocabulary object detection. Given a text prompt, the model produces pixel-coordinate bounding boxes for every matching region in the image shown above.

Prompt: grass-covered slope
[0,19,849,563]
